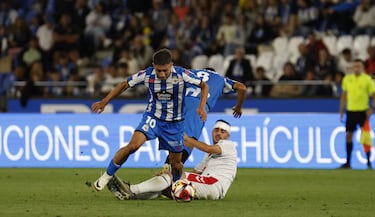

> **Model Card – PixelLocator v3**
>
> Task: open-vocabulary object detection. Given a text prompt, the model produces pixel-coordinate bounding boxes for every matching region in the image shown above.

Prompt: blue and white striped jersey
[186,69,236,110]
[127,66,202,121]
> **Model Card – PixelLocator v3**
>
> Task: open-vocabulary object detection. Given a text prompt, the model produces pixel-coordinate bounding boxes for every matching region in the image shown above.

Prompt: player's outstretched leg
[93,132,146,191]
[93,159,121,191]
[107,177,128,200]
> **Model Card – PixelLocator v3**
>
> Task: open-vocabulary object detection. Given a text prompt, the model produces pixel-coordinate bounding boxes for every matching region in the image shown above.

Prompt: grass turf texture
[0,168,374,217]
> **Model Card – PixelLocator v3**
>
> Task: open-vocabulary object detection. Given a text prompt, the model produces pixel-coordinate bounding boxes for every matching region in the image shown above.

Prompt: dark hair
[342,48,351,55]
[307,30,316,36]
[353,58,365,65]
[256,66,265,72]
[153,48,172,65]
[216,119,231,126]
[203,67,216,72]
[118,62,128,69]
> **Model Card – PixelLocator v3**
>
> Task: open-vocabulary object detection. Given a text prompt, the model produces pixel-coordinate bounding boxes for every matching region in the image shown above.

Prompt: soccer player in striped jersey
[164,68,246,165]
[92,49,209,191]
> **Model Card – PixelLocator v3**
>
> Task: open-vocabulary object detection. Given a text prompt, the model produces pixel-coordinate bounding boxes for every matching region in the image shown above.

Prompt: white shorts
[185,172,223,200]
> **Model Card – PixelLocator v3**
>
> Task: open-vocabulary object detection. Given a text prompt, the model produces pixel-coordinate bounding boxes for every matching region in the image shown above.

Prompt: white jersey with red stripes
[185,139,237,200]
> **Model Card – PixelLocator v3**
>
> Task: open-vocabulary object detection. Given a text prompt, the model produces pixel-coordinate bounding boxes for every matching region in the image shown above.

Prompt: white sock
[102,172,112,179]
[130,174,171,195]
[98,172,112,183]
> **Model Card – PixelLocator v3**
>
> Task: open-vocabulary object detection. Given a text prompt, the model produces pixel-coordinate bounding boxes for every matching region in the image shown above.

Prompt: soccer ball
[171,179,195,202]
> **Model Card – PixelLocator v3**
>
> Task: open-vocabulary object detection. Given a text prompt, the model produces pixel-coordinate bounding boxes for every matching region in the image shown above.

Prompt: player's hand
[91,101,106,113]
[232,106,242,118]
[339,113,343,122]
[339,112,345,123]
[197,108,207,122]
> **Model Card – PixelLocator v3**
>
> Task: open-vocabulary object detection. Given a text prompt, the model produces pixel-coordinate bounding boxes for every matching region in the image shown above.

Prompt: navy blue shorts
[136,113,184,153]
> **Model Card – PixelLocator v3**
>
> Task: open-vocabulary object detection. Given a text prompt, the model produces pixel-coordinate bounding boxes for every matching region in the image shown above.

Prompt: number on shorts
[146,116,156,128]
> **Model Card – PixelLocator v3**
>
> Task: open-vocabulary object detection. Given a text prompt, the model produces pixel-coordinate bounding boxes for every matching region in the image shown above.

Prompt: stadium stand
[2,0,375,101]
[286,36,305,64]
[191,54,208,70]
[207,54,225,75]
[322,35,338,56]
[256,51,274,79]
[353,34,370,60]
[336,35,354,55]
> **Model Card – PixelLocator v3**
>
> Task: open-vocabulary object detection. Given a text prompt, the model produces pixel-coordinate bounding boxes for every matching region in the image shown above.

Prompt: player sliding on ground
[107,119,237,200]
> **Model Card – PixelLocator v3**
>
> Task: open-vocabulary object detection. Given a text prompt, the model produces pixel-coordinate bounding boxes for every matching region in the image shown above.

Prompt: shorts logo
[168,140,183,147]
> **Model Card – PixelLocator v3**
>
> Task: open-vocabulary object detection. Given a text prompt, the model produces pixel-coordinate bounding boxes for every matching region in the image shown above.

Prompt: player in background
[164,68,246,165]
[91,48,209,191]
[108,119,237,200]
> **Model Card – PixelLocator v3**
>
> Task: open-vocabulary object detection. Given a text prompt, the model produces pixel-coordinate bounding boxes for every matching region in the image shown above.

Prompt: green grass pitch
[0,168,374,217]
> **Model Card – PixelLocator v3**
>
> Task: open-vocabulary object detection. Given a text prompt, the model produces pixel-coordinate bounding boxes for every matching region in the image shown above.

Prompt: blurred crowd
[0,0,375,104]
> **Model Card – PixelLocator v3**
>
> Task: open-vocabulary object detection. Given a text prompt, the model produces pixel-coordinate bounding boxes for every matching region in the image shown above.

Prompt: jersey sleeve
[194,153,209,173]
[127,70,146,87]
[217,140,235,156]
[223,77,237,94]
[182,69,202,86]
[217,140,227,155]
